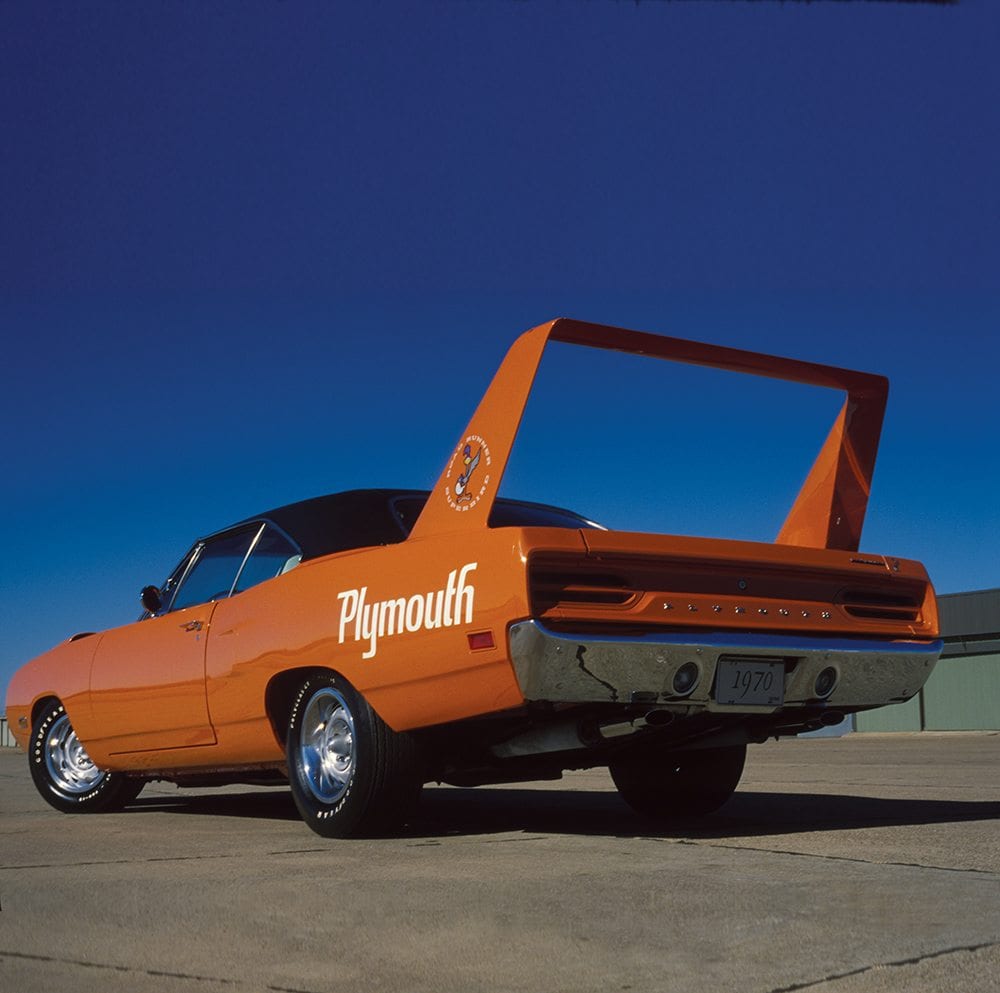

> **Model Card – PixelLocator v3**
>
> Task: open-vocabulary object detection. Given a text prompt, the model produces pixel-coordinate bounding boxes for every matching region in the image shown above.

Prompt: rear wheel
[30,701,144,813]
[286,673,422,838]
[610,743,746,820]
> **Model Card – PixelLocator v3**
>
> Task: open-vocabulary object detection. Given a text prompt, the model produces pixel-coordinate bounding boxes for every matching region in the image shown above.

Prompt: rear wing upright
[408,318,888,552]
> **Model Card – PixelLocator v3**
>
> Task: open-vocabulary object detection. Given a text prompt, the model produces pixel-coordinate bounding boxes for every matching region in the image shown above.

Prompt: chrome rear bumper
[507,621,942,714]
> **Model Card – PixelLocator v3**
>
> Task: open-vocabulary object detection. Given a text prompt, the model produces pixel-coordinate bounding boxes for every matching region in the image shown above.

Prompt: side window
[234,525,301,594]
[170,526,259,612]
[152,548,198,616]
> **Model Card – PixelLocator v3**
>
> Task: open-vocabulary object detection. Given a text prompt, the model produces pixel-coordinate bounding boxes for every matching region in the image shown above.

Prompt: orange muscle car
[4,319,942,837]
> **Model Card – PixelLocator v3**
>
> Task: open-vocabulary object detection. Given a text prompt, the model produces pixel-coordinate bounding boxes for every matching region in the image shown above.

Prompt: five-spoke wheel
[286,673,421,838]
[297,685,357,805]
[30,701,143,813]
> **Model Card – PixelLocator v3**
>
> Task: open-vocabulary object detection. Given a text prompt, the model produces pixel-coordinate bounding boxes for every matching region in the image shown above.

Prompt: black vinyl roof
[244,489,416,561]
[239,488,597,562]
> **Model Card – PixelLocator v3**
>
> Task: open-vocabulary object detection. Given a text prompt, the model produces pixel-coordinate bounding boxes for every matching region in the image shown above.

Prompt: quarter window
[234,525,300,593]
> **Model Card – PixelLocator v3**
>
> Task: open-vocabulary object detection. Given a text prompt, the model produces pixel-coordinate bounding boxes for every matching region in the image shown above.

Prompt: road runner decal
[337,563,477,660]
[445,434,492,511]
[454,444,480,498]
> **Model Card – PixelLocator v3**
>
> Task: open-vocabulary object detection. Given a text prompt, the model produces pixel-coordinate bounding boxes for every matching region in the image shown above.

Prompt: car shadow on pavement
[129,790,302,821]
[410,788,1000,840]
[126,786,1000,840]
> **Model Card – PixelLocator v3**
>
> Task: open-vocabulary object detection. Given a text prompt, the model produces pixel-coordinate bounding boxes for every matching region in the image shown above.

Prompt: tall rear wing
[409,318,888,551]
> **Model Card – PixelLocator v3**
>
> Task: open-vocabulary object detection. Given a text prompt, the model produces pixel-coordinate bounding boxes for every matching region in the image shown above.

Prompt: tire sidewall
[286,674,372,837]
[610,743,747,819]
[30,702,124,813]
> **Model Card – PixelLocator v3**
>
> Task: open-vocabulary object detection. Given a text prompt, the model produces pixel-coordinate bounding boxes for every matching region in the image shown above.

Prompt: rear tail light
[839,589,922,622]
[531,571,636,613]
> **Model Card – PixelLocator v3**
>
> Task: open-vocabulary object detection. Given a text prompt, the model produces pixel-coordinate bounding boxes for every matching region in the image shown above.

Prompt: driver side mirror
[140,585,164,614]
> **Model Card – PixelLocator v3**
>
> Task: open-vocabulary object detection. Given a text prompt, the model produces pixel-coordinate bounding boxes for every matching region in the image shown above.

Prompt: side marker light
[468,631,496,651]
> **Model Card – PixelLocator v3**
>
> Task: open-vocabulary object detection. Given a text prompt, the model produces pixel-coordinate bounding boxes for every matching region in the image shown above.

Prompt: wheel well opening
[265,668,337,748]
[31,695,61,730]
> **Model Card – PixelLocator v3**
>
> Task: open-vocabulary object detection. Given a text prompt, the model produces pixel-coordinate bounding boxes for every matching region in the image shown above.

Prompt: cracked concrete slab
[1,735,998,992]
[773,942,1000,993]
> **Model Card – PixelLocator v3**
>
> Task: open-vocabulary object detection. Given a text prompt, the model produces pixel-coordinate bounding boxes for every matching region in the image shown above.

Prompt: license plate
[715,658,785,706]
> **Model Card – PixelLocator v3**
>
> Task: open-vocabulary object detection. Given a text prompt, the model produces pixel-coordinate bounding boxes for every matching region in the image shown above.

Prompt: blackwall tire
[29,701,143,813]
[610,743,746,820]
[286,673,421,838]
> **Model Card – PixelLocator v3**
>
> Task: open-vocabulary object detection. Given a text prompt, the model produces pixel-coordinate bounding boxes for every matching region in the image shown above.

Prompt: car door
[88,525,260,755]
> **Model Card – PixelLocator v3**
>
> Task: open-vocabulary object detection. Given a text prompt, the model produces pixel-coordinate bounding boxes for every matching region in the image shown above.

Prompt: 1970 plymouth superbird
[4,319,941,837]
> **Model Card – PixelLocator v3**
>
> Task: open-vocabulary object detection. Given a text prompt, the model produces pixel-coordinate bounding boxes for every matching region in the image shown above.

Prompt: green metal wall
[854,652,1000,732]
[853,588,999,733]
[854,694,921,732]
[922,652,1000,731]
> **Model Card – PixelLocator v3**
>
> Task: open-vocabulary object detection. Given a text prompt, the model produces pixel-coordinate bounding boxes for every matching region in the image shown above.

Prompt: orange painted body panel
[5,634,99,752]
[192,528,564,757]
[4,318,939,777]
[67,526,583,772]
[84,602,218,756]
[569,530,937,638]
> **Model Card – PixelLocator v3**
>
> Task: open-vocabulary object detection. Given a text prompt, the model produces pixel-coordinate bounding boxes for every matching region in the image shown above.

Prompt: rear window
[489,501,602,530]
[391,495,601,535]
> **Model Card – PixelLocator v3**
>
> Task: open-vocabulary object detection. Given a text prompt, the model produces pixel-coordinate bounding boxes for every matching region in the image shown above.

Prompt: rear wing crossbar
[410,318,888,552]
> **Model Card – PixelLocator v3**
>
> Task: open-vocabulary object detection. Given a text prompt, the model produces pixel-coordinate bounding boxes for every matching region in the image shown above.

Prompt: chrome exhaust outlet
[645,709,675,728]
[595,708,674,741]
[492,709,677,759]
[818,710,846,726]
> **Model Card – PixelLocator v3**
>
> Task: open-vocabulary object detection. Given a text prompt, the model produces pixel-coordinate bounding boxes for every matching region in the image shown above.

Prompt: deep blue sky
[2,2,998,693]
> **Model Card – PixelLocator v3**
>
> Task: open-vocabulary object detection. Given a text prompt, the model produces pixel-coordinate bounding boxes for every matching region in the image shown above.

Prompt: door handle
[180,620,204,632]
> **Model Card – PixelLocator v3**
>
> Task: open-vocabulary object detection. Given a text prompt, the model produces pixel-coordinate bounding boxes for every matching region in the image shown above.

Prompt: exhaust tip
[814,666,839,699]
[672,661,700,697]
[645,709,675,728]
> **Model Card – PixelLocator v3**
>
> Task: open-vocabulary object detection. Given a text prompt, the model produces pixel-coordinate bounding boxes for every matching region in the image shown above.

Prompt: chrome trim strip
[513,625,943,658]
[227,522,267,597]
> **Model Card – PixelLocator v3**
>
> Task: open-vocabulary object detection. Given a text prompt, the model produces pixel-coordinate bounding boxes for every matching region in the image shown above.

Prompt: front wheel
[286,673,422,838]
[30,702,144,813]
[610,743,746,821]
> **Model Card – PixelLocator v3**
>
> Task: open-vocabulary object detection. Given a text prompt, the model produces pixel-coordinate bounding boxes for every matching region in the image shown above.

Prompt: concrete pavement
[1,734,998,992]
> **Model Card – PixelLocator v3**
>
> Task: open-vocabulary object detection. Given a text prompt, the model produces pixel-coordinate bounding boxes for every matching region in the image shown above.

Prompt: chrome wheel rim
[44,714,105,795]
[299,688,356,804]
